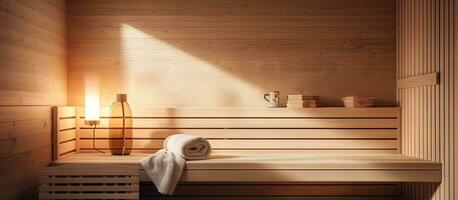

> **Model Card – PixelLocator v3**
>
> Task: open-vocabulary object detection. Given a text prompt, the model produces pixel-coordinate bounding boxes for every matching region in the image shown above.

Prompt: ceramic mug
[264,91,280,108]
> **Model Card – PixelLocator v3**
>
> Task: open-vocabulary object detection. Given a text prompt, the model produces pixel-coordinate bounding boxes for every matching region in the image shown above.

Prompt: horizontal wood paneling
[67,0,396,107]
[0,0,67,106]
[0,0,67,199]
[397,0,457,199]
[0,107,53,200]
[75,107,400,153]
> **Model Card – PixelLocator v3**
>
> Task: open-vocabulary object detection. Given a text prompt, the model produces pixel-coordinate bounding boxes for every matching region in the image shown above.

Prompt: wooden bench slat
[53,152,441,170]
[141,183,400,196]
[58,140,76,155]
[57,106,76,118]
[51,151,442,182]
[39,193,139,199]
[76,107,400,118]
[78,118,399,129]
[78,129,398,139]
[78,139,398,150]
[40,163,139,174]
[59,118,75,130]
[39,185,139,192]
[177,169,442,182]
[79,149,400,154]
[58,129,76,143]
[39,176,138,183]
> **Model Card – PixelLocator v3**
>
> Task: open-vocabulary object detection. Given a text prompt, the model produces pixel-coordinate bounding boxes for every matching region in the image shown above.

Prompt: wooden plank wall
[397,0,457,199]
[67,0,397,107]
[0,0,67,199]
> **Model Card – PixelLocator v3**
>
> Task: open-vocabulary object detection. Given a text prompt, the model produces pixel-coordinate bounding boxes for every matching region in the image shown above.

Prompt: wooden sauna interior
[0,0,457,199]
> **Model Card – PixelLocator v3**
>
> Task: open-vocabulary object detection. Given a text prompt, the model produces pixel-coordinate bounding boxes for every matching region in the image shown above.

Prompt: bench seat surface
[53,151,441,183]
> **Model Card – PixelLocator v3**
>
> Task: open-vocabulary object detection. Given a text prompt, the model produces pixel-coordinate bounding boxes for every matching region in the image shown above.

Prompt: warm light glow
[120,24,261,107]
[85,73,100,121]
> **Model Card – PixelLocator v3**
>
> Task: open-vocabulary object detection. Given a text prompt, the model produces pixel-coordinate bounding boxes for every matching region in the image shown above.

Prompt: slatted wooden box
[39,164,139,200]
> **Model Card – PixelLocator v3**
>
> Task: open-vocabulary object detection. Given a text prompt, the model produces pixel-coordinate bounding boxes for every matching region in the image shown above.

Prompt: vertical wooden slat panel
[398,0,457,199]
[455,0,458,198]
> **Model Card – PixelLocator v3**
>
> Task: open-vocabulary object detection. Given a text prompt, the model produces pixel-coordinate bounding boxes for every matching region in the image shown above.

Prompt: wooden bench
[52,107,441,183]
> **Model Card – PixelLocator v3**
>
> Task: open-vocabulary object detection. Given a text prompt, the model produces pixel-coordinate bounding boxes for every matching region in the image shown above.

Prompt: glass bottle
[109,94,133,155]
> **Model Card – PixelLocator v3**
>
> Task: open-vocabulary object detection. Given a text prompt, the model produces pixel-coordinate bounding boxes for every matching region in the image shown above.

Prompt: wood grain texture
[57,106,413,199]
[397,72,440,88]
[141,183,401,197]
[0,0,67,106]
[0,0,67,199]
[0,107,54,200]
[397,0,457,199]
[66,0,396,107]
[39,164,139,200]
[53,152,441,183]
[74,107,401,153]
[53,107,77,160]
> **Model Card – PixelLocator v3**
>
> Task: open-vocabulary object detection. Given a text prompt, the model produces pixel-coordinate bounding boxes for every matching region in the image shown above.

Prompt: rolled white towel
[141,134,211,195]
[164,134,212,160]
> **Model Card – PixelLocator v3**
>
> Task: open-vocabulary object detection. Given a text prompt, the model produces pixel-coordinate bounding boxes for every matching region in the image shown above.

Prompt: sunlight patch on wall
[119,24,263,107]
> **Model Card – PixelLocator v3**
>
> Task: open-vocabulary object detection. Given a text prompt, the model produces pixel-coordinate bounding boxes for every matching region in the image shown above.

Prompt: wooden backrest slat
[78,118,398,129]
[53,106,77,160]
[54,107,401,155]
[77,129,398,139]
[76,107,399,118]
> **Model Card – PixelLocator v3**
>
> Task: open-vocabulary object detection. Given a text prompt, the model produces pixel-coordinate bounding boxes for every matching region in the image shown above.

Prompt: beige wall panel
[67,0,396,107]
[0,0,67,199]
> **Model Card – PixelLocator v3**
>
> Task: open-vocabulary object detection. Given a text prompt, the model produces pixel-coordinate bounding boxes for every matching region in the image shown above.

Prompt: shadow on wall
[67,0,396,107]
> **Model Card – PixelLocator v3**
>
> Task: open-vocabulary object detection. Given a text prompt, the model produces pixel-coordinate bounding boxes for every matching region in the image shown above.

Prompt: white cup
[264,91,280,108]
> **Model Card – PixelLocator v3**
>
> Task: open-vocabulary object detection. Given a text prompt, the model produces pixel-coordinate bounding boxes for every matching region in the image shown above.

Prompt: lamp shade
[84,73,100,122]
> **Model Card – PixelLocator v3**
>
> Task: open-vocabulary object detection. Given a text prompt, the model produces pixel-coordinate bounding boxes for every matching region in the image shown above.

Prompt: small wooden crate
[39,164,139,200]
[342,96,375,108]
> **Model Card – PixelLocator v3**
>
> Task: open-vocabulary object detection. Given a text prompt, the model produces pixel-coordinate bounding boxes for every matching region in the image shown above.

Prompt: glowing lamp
[84,73,100,126]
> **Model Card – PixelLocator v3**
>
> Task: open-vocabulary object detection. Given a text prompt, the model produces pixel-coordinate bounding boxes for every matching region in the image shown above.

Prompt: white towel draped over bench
[140,134,211,195]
